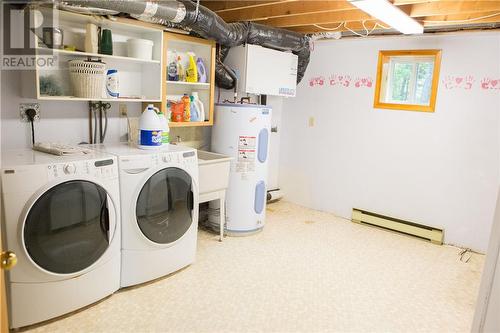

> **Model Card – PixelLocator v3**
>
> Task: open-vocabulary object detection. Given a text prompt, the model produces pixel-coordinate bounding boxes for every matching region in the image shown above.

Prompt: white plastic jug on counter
[139,104,162,150]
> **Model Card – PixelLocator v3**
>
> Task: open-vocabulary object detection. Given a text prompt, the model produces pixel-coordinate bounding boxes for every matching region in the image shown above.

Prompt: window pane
[414,62,434,105]
[390,62,413,103]
[375,50,441,112]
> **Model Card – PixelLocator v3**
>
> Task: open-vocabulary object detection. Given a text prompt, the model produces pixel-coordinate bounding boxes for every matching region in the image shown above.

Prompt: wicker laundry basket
[68,60,106,98]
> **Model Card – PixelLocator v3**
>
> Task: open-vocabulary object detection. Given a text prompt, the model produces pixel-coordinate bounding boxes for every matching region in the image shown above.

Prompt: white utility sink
[197,150,232,195]
[197,150,233,241]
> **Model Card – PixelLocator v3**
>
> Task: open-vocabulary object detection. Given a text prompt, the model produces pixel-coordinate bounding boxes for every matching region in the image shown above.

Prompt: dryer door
[23,180,112,274]
[136,167,194,244]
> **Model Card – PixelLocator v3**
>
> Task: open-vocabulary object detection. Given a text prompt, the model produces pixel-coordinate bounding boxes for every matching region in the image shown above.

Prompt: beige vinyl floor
[23,201,484,333]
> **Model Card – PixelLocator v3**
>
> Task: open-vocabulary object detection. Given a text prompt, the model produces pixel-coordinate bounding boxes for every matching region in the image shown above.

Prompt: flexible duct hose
[180,0,310,86]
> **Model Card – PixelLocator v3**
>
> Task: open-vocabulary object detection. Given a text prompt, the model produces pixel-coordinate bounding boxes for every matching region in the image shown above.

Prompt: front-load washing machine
[0,149,121,328]
[89,143,199,287]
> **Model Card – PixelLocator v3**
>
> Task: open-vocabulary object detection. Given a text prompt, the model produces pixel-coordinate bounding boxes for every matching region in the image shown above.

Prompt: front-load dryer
[0,149,121,329]
[89,143,199,287]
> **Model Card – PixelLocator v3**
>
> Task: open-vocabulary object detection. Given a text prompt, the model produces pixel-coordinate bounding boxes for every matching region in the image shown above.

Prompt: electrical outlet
[20,103,40,122]
[308,116,315,127]
[119,103,128,117]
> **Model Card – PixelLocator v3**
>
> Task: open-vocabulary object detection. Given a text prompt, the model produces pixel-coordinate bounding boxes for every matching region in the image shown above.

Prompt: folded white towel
[33,142,92,156]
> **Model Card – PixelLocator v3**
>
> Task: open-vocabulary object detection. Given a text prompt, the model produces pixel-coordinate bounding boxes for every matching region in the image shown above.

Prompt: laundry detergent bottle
[189,96,199,122]
[181,94,191,122]
[176,55,185,82]
[190,92,205,121]
[167,52,178,81]
[186,52,198,83]
[196,58,207,83]
[139,104,162,149]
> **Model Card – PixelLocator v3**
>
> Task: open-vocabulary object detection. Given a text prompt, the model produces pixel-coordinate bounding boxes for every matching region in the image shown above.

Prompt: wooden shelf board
[37,47,161,64]
[169,121,213,127]
[38,95,161,102]
[166,81,211,89]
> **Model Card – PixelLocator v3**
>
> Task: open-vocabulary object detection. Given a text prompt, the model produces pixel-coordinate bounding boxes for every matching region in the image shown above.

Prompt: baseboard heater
[352,208,444,245]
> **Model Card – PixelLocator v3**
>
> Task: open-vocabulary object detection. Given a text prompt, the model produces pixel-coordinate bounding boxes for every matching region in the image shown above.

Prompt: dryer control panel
[118,150,197,174]
[47,158,117,181]
[160,151,197,168]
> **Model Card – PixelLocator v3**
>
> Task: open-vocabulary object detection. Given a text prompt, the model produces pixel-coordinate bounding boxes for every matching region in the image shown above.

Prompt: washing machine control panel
[181,151,197,168]
[63,163,76,174]
[158,151,197,167]
[47,158,117,181]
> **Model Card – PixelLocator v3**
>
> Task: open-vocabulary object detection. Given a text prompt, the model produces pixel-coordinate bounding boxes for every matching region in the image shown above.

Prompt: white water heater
[211,103,272,234]
[224,44,298,97]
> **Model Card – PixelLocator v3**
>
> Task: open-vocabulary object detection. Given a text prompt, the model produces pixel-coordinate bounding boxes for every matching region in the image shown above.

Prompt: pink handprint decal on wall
[442,76,455,89]
[328,74,351,87]
[308,76,325,87]
[481,77,500,90]
[481,78,491,89]
[464,75,474,90]
[329,74,337,86]
[354,77,373,88]
[311,74,373,89]
[442,75,475,90]
[342,75,351,87]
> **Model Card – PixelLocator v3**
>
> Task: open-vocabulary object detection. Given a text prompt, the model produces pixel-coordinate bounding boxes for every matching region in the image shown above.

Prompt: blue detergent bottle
[189,96,200,121]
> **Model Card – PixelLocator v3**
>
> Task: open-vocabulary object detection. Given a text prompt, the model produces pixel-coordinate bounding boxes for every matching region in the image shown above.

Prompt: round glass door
[136,167,193,244]
[24,180,111,274]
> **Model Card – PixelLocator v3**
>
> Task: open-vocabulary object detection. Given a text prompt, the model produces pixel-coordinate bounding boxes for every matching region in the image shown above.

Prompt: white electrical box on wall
[224,44,298,97]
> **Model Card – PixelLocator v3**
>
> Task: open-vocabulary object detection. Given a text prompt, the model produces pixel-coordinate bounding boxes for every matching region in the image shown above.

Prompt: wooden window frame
[373,49,442,113]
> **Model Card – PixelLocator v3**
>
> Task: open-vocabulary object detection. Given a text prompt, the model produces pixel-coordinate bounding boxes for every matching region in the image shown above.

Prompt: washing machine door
[136,167,194,244]
[23,180,112,274]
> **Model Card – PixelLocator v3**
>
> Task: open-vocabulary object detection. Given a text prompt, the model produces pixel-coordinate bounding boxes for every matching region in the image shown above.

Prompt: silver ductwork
[64,0,311,89]
[66,1,187,22]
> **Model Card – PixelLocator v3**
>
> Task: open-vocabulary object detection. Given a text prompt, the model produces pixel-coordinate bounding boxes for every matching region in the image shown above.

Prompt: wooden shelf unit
[22,7,164,102]
[161,32,216,127]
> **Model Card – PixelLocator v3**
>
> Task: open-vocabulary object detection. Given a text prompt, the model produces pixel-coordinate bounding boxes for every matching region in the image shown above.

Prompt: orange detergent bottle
[181,94,191,122]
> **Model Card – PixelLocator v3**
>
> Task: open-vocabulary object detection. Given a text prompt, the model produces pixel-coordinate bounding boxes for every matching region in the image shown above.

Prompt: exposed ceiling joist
[259,8,378,27]
[423,11,500,26]
[203,0,294,13]
[287,20,389,34]
[217,1,356,23]
[410,1,500,17]
[288,12,500,34]
[201,0,500,35]
[392,0,439,4]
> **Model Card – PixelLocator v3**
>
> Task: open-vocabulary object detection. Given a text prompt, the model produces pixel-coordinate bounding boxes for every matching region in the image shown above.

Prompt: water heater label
[238,136,256,149]
[238,149,255,162]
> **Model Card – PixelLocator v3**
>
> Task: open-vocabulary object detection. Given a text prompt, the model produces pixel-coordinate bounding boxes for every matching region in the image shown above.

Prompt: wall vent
[352,208,443,244]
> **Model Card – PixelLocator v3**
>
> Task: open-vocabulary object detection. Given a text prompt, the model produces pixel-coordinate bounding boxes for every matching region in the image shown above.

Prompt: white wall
[1,70,143,150]
[279,32,500,252]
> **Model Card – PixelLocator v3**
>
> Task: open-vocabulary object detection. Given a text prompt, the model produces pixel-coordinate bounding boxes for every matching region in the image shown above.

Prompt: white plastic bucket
[127,38,154,60]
